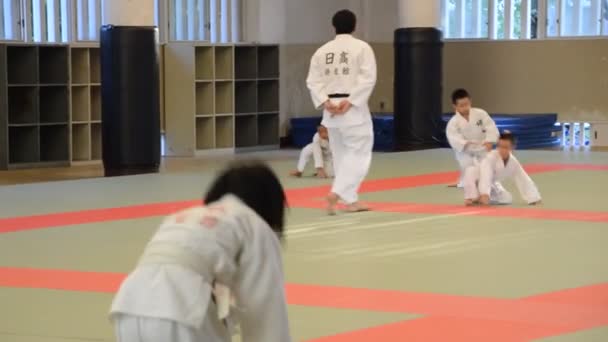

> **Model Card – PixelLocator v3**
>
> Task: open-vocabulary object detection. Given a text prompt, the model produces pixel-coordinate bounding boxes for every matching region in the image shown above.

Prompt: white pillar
[471,0,483,37]
[210,0,218,42]
[398,0,441,28]
[102,0,154,26]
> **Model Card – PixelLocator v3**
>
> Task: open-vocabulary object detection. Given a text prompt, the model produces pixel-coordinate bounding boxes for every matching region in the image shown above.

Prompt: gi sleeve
[446,117,468,152]
[481,110,500,143]
[234,227,291,341]
[348,44,377,108]
[511,158,542,204]
[306,51,329,109]
[311,133,324,169]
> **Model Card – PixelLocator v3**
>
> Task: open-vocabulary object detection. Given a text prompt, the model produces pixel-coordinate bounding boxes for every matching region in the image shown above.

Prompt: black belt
[328,93,350,98]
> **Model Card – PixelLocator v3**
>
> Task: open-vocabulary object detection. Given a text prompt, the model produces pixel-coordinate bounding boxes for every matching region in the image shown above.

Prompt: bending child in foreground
[110,162,292,342]
[463,132,542,206]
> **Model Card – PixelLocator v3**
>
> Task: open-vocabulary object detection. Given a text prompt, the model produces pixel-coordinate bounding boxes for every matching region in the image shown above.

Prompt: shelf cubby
[215,116,234,148]
[8,86,38,125]
[89,48,101,84]
[215,81,233,114]
[90,85,102,121]
[71,123,91,161]
[214,46,233,80]
[195,81,214,116]
[258,46,279,79]
[257,80,279,112]
[235,46,257,80]
[39,46,69,84]
[39,86,69,123]
[40,124,69,162]
[196,117,215,150]
[71,85,90,122]
[235,115,257,148]
[235,81,257,114]
[9,126,39,164]
[7,46,38,85]
[71,48,90,84]
[257,114,279,146]
[195,46,214,80]
[91,122,102,160]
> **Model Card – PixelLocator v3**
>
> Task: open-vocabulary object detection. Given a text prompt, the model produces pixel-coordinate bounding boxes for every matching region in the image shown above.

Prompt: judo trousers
[113,313,230,342]
[463,167,513,204]
[328,121,374,204]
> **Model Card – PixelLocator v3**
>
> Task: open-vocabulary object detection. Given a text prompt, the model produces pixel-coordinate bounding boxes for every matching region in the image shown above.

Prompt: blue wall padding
[289,113,560,151]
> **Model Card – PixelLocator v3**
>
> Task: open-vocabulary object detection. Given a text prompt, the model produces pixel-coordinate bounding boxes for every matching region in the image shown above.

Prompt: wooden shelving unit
[164,43,280,156]
[0,44,72,169]
[69,46,102,164]
[0,44,102,169]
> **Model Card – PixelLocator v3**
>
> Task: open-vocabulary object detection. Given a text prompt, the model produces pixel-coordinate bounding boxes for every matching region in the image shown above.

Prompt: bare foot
[464,199,475,206]
[290,171,302,177]
[316,169,327,179]
[479,194,490,206]
[327,193,339,216]
[345,203,371,213]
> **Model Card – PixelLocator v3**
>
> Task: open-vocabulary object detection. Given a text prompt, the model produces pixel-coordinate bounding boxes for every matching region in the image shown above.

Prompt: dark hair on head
[451,88,470,104]
[332,10,356,34]
[204,161,287,238]
[499,131,516,145]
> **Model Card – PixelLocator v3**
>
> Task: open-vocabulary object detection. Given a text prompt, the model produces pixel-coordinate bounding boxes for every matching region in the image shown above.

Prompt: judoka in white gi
[306,9,377,214]
[445,89,500,188]
[290,125,333,178]
[463,132,542,206]
[110,162,291,342]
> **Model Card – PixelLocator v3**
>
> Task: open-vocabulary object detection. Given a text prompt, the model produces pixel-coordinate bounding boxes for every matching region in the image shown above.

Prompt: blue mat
[289,113,560,151]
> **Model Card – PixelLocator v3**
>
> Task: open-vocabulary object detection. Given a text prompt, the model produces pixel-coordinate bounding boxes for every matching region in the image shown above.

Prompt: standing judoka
[463,132,542,206]
[446,89,500,187]
[306,9,377,214]
[290,125,333,178]
[110,162,291,342]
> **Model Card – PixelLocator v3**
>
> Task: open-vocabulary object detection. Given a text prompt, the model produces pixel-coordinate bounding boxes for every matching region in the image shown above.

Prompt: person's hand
[324,100,339,114]
[483,142,493,151]
[316,168,327,178]
[337,100,352,114]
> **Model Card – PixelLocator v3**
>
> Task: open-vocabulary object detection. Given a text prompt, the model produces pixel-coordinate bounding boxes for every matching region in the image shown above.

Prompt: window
[443,0,490,38]
[603,0,608,35]
[0,0,23,40]
[444,0,605,38]
[169,0,240,42]
[29,0,70,42]
[75,0,101,41]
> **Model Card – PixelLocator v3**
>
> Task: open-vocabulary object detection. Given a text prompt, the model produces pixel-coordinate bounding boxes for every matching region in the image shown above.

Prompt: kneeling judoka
[463,132,542,206]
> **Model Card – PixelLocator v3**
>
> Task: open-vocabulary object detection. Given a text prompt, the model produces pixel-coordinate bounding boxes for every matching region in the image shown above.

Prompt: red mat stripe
[1,267,607,341]
[0,163,606,234]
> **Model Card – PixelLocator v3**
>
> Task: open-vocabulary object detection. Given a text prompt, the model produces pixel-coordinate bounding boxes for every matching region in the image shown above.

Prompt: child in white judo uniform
[290,125,333,178]
[463,132,542,206]
[306,9,377,214]
[110,162,291,342]
[446,89,500,188]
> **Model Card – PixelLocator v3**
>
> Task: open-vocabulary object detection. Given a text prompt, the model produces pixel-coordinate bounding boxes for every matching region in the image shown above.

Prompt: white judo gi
[110,195,291,342]
[463,150,542,205]
[296,132,333,177]
[446,108,500,186]
[306,34,377,204]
